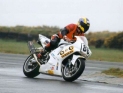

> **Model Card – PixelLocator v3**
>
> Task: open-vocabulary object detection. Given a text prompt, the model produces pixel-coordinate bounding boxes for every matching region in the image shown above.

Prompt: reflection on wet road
[0,53,123,93]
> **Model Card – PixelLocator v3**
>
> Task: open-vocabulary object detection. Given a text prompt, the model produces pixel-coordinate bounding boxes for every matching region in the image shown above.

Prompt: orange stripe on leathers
[45,42,50,48]
[45,35,57,48]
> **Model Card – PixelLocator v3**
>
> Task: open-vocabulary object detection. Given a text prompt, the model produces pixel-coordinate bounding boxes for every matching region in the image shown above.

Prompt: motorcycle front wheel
[23,54,40,78]
[62,58,85,82]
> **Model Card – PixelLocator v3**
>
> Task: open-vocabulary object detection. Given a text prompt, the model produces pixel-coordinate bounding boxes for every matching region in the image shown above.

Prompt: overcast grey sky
[0,0,123,32]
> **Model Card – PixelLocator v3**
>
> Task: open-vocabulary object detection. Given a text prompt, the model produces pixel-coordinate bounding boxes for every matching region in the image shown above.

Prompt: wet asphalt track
[0,53,123,93]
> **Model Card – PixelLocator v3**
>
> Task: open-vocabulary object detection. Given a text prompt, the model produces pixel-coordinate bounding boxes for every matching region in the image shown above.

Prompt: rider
[37,17,90,59]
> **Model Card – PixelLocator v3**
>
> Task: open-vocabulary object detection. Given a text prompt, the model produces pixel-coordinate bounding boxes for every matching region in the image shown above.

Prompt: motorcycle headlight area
[80,43,91,58]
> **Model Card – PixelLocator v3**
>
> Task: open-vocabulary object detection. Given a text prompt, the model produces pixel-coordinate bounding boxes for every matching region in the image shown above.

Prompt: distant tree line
[85,31,123,49]
[0,31,38,41]
[0,25,59,41]
[0,26,123,49]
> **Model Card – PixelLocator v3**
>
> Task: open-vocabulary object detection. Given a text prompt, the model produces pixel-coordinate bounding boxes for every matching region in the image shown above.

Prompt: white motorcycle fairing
[38,34,92,76]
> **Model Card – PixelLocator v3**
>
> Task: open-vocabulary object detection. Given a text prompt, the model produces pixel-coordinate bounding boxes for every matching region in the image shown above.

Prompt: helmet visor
[77,23,84,32]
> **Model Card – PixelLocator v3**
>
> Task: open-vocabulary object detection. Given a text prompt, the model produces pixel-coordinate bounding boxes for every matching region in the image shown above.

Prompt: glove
[63,36,71,42]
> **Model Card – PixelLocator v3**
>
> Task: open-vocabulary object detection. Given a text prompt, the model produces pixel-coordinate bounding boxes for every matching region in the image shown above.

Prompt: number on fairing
[83,45,89,54]
[83,45,86,51]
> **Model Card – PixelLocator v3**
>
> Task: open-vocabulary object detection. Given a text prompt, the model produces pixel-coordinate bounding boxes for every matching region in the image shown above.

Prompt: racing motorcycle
[23,34,92,82]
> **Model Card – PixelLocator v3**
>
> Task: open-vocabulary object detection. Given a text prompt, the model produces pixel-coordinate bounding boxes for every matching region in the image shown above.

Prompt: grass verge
[0,39,40,54]
[89,46,123,62]
[0,39,123,62]
[102,68,123,78]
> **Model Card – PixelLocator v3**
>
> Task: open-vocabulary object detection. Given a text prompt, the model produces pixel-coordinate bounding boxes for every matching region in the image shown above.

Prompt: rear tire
[23,54,40,78]
[62,58,85,82]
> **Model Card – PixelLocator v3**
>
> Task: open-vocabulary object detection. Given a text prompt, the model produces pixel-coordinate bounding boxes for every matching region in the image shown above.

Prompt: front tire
[23,54,40,78]
[62,58,85,82]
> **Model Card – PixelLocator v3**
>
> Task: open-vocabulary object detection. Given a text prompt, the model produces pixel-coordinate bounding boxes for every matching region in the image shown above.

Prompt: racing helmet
[77,17,90,33]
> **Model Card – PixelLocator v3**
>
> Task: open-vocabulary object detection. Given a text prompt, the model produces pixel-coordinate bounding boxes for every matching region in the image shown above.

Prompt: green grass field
[89,46,123,62]
[0,39,123,62]
[0,39,29,54]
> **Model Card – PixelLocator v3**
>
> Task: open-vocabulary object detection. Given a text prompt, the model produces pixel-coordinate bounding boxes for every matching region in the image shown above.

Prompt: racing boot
[37,42,51,60]
[37,49,47,59]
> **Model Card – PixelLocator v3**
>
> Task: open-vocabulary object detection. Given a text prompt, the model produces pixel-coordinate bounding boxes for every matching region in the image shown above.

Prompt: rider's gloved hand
[63,36,71,42]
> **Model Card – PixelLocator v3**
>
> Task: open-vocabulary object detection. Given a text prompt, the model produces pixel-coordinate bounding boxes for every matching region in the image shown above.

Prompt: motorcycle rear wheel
[23,54,40,78]
[62,58,85,82]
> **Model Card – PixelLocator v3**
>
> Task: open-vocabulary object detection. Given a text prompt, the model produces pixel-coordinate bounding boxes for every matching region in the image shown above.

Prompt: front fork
[27,41,41,66]
[33,54,41,66]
